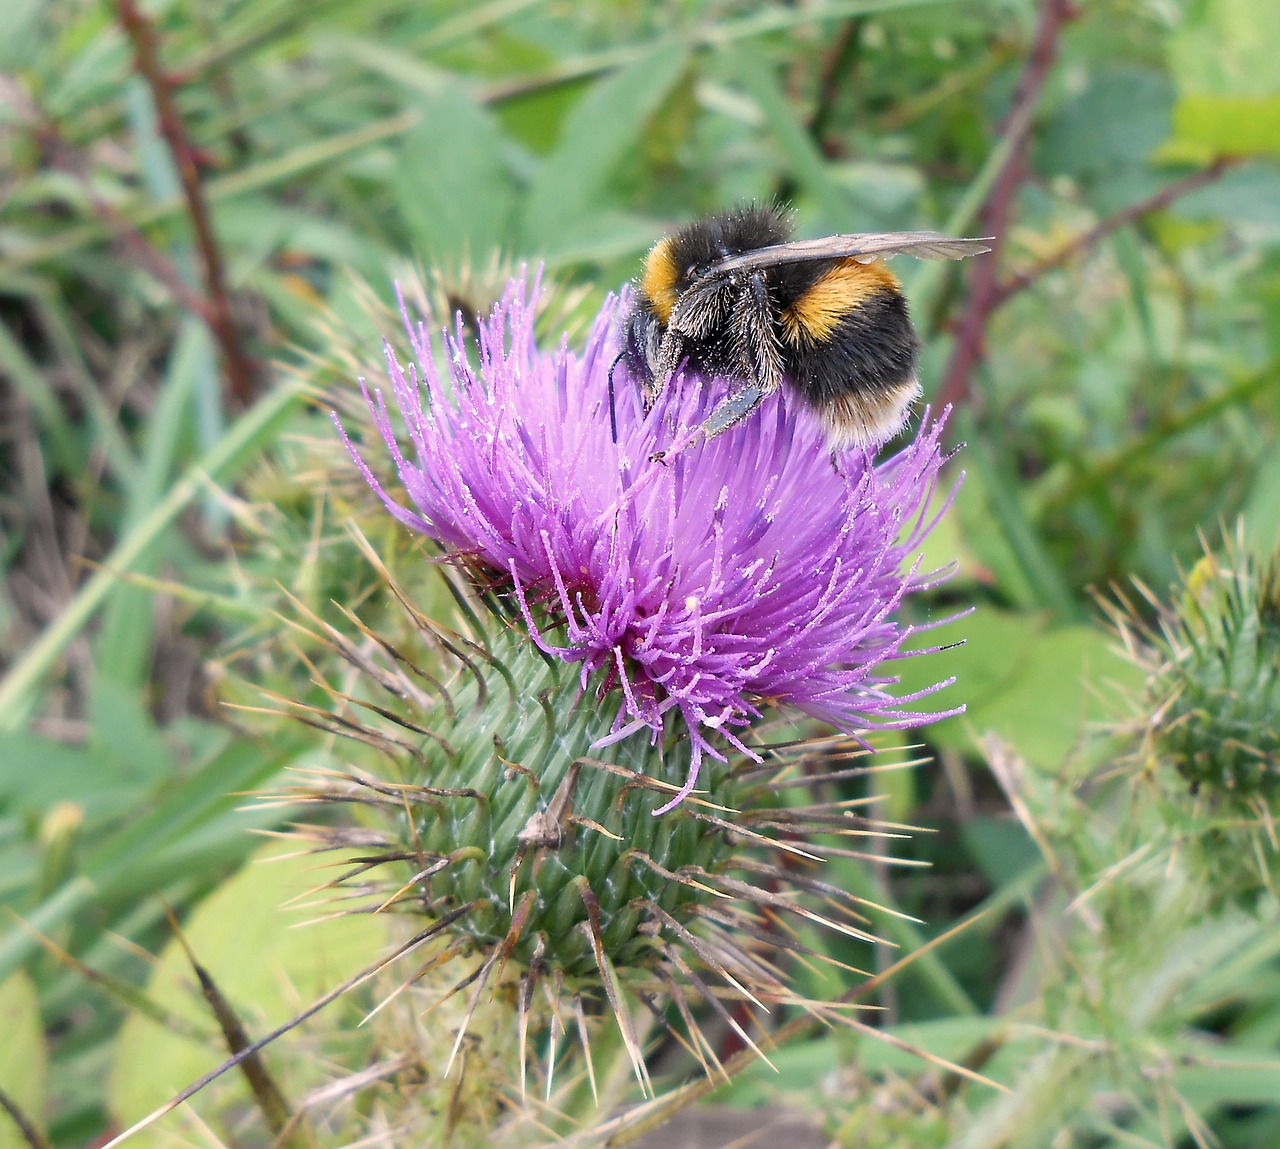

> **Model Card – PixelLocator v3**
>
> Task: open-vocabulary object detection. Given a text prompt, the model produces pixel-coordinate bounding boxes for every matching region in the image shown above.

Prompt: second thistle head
[1115,531,1280,905]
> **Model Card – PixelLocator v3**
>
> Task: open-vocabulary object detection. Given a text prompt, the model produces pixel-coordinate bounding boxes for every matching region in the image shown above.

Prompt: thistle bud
[1118,532,1280,905]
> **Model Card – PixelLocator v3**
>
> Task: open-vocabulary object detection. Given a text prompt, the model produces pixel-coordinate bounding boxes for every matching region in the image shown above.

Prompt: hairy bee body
[620,204,989,451]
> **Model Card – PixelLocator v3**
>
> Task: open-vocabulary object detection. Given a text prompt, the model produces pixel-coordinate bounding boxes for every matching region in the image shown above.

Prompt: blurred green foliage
[1,0,1278,1145]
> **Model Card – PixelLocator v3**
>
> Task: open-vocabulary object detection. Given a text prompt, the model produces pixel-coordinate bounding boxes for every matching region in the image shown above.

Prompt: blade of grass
[97,319,214,690]
[1047,357,1279,512]
[519,44,691,245]
[0,319,77,471]
[478,0,956,105]
[0,111,418,277]
[956,405,1081,620]
[828,852,980,1017]
[0,276,141,489]
[30,292,141,483]
[710,0,958,42]
[416,0,548,51]
[728,42,851,226]
[0,373,308,730]
[903,93,1024,317]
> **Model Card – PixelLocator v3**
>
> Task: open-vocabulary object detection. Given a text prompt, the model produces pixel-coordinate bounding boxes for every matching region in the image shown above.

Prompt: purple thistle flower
[336,276,961,813]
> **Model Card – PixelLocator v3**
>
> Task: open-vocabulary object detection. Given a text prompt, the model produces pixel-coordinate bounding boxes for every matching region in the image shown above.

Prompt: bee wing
[709,232,993,274]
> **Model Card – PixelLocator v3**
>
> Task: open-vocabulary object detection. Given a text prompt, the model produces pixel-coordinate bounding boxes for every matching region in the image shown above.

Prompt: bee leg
[701,382,766,440]
[653,331,686,401]
[649,380,762,464]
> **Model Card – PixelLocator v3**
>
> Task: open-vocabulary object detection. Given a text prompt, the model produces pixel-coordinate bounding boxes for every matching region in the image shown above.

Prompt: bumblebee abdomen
[778,259,903,344]
[780,261,919,405]
[786,285,921,450]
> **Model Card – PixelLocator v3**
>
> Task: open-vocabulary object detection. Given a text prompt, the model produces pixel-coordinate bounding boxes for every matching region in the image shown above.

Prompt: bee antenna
[606,351,626,444]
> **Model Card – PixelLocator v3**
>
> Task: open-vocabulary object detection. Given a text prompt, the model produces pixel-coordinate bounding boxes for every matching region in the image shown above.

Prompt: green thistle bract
[281,556,901,1100]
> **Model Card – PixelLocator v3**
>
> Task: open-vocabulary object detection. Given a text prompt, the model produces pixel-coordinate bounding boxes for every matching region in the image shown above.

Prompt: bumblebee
[617,204,990,452]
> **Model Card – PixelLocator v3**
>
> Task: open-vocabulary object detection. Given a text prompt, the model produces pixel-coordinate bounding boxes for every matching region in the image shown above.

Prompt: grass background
[1,0,1279,1145]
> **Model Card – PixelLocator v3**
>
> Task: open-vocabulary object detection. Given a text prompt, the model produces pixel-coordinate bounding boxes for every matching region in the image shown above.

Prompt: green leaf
[1243,446,1280,553]
[0,303,77,472]
[1174,1045,1280,1107]
[0,727,303,986]
[0,732,134,818]
[896,609,1143,770]
[912,462,986,588]
[727,1015,1006,1103]
[959,816,1038,889]
[726,43,852,226]
[395,88,519,263]
[1,112,418,277]
[1035,68,1174,180]
[1168,0,1280,156]
[1169,0,1280,101]
[338,37,455,101]
[0,0,43,72]
[43,8,129,121]
[519,45,689,247]
[88,678,175,785]
[1173,163,1280,226]
[97,319,212,691]
[717,1032,844,1104]
[108,845,387,1128]
[855,1016,1005,1075]
[979,623,1141,768]
[0,971,46,1149]
[964,427,1079,620]
[0,374,307,730]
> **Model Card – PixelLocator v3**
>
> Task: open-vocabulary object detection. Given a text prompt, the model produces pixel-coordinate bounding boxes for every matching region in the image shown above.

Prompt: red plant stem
[990,157,1238,308]
[114,0,255,404]
[97,195,219,324]
[36,109,222,339]
[936,0,1078,413]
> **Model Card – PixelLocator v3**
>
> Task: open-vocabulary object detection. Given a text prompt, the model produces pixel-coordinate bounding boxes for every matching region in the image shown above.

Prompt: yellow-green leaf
[108,845,389,1142]
[0,971,47,1149]
[1172,94,1280,157]
[1167,0,1280,156]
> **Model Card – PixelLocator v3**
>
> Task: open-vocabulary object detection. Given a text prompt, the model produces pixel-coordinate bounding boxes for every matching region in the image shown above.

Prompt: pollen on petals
[336,277,961,812]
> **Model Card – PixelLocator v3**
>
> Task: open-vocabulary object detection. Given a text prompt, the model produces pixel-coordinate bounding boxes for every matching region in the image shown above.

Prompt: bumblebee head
[639,205,794,325]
